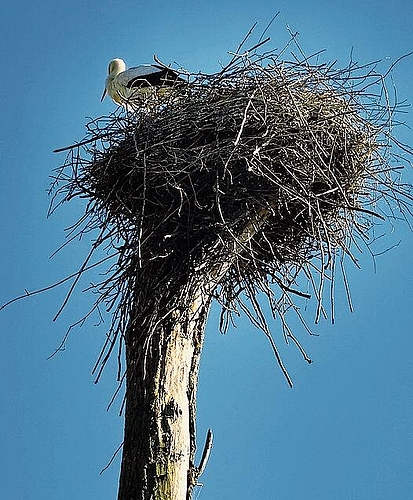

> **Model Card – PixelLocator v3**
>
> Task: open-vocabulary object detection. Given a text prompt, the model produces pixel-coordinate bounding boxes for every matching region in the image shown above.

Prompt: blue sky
[1,1,412,499]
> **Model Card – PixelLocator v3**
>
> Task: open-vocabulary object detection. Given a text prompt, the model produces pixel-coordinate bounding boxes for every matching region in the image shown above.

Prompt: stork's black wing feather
[119,65,183,89]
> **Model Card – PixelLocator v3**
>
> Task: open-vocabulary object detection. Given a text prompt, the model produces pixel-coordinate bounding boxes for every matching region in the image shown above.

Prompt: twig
[100,442,124,475]
[196,429,214,479]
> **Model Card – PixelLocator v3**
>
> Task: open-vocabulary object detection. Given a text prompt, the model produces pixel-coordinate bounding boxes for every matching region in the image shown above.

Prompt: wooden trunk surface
[117,290,210,500]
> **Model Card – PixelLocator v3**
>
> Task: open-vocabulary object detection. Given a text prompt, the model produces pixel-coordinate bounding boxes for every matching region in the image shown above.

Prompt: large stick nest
[51,39,412,382]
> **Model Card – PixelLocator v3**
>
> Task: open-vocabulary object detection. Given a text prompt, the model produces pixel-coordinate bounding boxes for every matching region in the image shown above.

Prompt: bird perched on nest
[101,58,184,111]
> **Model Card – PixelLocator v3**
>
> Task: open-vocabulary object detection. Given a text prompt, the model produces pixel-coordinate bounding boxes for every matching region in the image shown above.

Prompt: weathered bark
[117,209,270,499]
[117,284,211,500]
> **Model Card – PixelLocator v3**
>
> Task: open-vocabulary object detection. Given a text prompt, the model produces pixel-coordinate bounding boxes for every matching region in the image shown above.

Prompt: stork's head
[108,58,127,76]
[101,58,127,102]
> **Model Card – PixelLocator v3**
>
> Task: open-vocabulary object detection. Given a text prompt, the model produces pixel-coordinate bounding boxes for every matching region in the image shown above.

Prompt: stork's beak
[100,88,107,102]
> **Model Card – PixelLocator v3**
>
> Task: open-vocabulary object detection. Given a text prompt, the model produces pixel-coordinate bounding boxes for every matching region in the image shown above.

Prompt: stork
[101,58,184,110]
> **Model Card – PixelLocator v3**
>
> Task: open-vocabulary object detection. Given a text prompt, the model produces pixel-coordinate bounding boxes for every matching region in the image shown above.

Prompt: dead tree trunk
[117,276,212,500]
[117,209,271,499]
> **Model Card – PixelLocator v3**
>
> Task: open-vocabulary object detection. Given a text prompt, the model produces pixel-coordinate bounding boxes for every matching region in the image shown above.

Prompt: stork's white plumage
[101,58,183,110]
